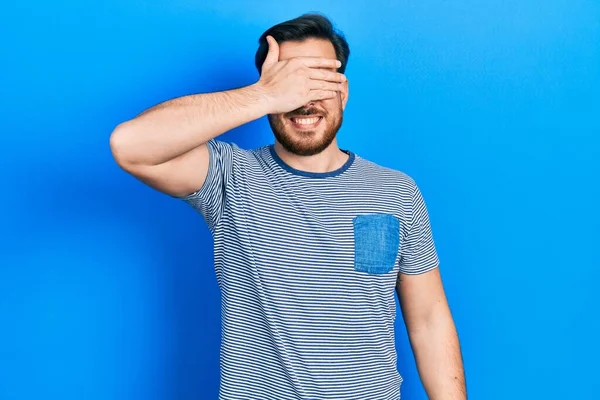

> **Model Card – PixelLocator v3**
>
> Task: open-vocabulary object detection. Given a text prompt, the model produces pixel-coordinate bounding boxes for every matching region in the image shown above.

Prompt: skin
[110,34,466,400]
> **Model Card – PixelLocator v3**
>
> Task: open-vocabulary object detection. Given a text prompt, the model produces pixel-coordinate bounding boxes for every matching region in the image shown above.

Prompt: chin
[279,134,335,156]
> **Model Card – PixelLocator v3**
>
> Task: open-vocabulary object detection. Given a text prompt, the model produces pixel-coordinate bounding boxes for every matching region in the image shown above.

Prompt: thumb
[262,35,279,70]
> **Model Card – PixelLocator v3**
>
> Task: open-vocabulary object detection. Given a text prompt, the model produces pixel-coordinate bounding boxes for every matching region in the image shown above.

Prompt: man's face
[267,38,348,156]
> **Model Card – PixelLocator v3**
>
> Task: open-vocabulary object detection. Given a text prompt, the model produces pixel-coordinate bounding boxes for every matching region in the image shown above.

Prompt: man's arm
[109,85,270,197]
[109,35,346,197]
[396,268,467,399]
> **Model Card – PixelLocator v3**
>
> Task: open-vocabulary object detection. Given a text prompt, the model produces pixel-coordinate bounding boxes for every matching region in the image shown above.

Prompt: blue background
[1,1,598,399]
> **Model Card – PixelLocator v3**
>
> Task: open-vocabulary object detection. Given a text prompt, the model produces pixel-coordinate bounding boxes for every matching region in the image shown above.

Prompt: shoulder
[352,153,418,194]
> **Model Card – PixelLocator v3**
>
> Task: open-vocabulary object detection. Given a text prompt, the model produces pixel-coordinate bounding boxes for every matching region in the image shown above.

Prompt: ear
[340,79,349,110]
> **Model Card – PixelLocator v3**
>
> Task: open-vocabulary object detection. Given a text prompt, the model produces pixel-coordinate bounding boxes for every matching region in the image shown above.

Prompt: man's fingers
[309,80,345,92]
[309,69,346,83]
[310,90,338,101]
[298,57,342,69]
[262,35,279,70]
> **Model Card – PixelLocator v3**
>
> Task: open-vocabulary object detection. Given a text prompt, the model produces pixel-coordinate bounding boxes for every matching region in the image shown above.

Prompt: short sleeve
[399,182,440,274]
[179,139,234,233]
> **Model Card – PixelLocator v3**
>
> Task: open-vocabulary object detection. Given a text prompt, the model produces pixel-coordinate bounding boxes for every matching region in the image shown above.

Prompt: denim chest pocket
[353,214,400,274]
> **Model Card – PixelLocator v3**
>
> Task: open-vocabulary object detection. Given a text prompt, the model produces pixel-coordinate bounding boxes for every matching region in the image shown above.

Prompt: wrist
[245,82,275,115]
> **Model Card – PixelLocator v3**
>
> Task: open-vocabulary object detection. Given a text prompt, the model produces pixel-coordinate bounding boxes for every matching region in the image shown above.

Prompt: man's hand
[256,35,347,114]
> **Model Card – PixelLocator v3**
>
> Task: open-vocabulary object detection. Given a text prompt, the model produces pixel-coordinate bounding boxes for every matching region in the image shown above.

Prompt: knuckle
[288,60,300,71]
[305,80,313,92]
[298,65,308,75]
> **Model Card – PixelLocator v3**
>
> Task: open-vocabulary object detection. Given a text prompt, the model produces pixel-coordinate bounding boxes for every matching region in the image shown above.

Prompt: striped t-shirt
[182,139,439,400]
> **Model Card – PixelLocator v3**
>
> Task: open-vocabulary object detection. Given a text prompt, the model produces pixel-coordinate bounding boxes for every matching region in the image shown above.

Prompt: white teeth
[293,117,320,125]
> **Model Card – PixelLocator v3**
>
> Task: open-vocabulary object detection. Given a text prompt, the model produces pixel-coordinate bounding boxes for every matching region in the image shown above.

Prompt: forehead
[278,38,337,61]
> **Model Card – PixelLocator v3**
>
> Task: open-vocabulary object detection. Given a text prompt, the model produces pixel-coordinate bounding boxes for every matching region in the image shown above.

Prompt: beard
[268,105,343,156]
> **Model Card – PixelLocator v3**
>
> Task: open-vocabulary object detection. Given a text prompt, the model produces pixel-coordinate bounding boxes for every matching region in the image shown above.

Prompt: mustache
[286,107,325,118]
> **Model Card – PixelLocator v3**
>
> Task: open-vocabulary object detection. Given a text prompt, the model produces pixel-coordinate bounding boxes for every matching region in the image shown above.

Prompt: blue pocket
[353,214,400,274]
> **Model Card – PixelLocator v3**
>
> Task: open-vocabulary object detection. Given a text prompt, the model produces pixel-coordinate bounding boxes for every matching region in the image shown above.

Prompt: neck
[273,140,349,174]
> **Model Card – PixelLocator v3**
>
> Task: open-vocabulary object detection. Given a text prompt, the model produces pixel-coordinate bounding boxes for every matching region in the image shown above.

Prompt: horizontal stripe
[183,139,439,399]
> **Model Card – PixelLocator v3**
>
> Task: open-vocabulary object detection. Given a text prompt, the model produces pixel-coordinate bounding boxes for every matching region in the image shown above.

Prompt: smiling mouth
[289,115,323,129]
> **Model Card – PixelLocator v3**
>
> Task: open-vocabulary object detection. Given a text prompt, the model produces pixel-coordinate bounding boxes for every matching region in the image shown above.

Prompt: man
[110,13,466,400]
